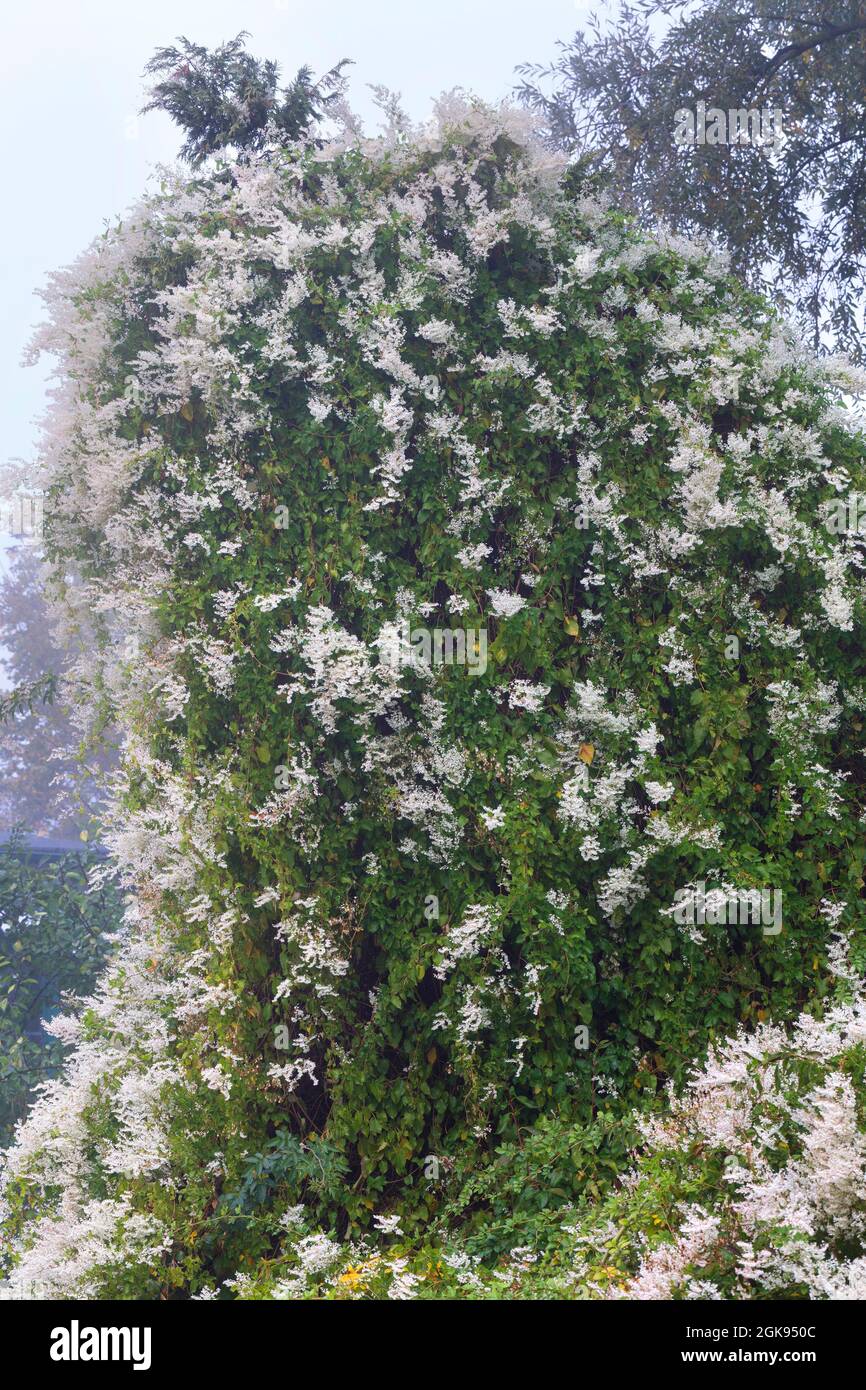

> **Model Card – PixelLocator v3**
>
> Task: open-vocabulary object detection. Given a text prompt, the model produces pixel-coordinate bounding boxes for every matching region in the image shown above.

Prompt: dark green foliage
[219,1133,349,1218]
[142,32,351,165]
[0,831,120,1144]
[0,674,57,726]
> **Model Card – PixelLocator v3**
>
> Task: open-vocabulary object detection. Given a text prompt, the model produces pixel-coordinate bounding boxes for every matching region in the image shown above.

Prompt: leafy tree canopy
[141,31,351,165]
[517,0,866,360]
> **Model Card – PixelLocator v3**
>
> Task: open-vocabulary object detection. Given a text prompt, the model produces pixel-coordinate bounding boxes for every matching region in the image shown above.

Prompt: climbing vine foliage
[3,95,866,1299]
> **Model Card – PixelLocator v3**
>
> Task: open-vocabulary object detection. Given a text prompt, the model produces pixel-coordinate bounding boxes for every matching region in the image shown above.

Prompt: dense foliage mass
[2,95,866,1299]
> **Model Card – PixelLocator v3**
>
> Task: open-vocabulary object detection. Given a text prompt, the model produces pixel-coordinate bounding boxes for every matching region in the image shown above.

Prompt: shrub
[2,93,866,1298]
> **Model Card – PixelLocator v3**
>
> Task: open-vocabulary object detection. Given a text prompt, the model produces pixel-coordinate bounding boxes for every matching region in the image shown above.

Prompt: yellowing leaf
[564,615,581,638]
[579,742,595,765]
[426,1046,437,1065]
[180,401,194,422]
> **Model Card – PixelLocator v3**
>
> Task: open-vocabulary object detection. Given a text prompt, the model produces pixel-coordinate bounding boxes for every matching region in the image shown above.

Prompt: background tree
[0,547,111,837]
[141,31,350,165]
[517,0,866,360]
[0,550,119,1147]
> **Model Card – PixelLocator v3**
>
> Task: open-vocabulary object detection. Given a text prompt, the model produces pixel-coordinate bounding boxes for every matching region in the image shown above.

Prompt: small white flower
[373,1214,404,1236]
[644,781,674,805]
[487,588,528,619]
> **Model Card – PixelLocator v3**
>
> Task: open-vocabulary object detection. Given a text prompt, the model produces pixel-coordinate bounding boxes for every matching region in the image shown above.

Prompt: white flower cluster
[597,949,866,1299]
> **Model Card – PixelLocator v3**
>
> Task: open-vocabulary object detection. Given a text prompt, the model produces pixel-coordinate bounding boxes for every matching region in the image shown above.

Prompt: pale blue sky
[1,0,596,476]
